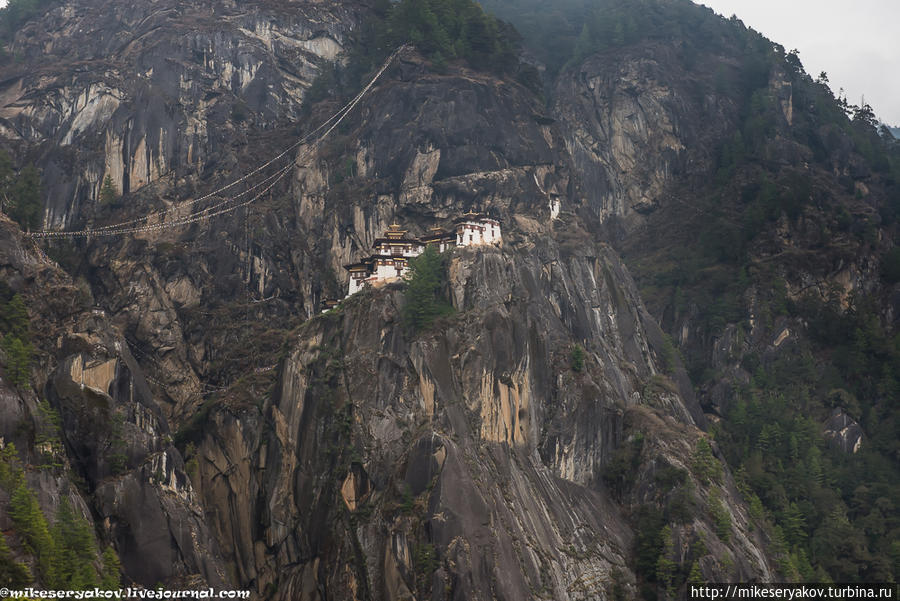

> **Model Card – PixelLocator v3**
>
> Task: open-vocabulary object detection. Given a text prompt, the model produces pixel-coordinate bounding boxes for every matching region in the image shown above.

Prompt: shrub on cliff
[0,293,32,389]
[0,156,43,231]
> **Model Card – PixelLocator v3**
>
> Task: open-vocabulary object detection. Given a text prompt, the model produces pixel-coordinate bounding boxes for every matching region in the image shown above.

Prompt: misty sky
[1,0,897,123]
[696,0,900,125]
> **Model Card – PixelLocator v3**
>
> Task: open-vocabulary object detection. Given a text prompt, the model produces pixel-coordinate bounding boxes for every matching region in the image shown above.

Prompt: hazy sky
[696,0,900,125]
[0,0,896,123]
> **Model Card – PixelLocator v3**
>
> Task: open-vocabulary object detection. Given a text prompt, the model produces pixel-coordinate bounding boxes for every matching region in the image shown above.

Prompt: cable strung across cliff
[26,45,408,239]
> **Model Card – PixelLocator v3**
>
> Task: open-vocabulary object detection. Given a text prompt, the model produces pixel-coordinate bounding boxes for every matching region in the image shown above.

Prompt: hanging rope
[27,45,408,239]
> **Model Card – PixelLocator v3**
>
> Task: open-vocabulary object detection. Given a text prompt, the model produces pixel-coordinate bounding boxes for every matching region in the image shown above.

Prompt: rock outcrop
[553,43,737,231]
[0,215,229,587]
[1,0,360,229]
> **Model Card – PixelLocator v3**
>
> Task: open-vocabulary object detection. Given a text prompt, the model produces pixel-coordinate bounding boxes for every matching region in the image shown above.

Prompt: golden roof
[385,223,408,239]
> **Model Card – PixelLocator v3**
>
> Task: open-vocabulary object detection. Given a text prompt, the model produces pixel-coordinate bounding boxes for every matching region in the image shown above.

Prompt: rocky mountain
[1,0,897,598]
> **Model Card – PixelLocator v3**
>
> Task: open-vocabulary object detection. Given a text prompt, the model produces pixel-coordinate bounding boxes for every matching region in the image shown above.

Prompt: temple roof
[420,227,456,242]
[343,260,372,271]
[453,211,500,224]
[384,223,408,239]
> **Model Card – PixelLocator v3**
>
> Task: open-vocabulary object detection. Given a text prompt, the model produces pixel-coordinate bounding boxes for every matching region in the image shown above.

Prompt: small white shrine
[343,213,502,298]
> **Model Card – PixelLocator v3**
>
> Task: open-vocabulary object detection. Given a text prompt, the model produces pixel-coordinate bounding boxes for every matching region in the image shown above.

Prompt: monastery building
[343,212,501,298]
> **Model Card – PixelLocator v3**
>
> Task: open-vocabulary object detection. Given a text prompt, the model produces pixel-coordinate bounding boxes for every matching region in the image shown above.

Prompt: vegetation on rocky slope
[1,441,122,589]
[0,0,61,46]
[302,0,534,112]
[0,151,42,231]
[403,245,453,332]
[0,287,32,388]
[479,0,900,587]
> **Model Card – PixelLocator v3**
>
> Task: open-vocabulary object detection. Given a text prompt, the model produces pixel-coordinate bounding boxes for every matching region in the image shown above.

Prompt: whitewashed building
[344,224,424,297]
[455,212,501,247]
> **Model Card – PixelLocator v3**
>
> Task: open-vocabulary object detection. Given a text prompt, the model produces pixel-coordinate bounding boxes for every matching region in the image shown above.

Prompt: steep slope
[487,0,900,582]
[1,0,360,228]
[0,214,230,587]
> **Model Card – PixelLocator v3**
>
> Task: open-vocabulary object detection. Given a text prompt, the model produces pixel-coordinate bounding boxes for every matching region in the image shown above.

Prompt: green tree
[687,560,704,585]
[781,502,807,545]
[0,442,24,491]
[403,245,452,331]
[655,525,677,598]
[570,344,585,372]
[7,165,42,231]
[708,487,732,541]
[692,437,723,484]
[100,546,121,589]
[3,333,32,388]
[50,499,98,589]
[8,482,56,581]
[0,531,31,588]
[1,293,30,340]
[385,0,519,74]
[98,175,117,204]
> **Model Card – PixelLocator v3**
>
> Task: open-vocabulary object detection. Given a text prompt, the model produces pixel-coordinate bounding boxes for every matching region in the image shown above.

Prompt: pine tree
[8,482,56,581]
[8,165,42,231]
[781,502,807,545]
[3,334,32,388]
[687,560,704,585]
[100,546,121,589]
[691,437,722,484]
[0,531,32,588]
[2,294,30,340]
[0,442,24,491]
[708,487,732,541]
[403,245,452,332]
[51,499,98,589]
[655,525,676,599]
[99,175,117,204]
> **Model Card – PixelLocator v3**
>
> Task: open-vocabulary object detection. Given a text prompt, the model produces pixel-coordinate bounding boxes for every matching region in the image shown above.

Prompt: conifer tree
[3,294,30,340]
[8,165,42,231]
[3,334,32,388]
[100,546,121,589]
[0,442,23,491]
[403,244,452,331]
[51,499,98,589]
[99,175,117,204]
[687,560,704,585]
[8,482,55,582]
[0,531,32,588]
[655,525,676,598]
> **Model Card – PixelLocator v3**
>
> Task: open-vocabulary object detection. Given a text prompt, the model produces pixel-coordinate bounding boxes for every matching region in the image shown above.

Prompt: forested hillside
[477,0,900,586]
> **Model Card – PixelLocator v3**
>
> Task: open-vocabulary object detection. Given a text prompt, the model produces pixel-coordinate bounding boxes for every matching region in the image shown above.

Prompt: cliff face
[0,0,793,598]
[190,240,774,600]
[553,43,737,230]
[0,215,228,587]
[1,0,358,229]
